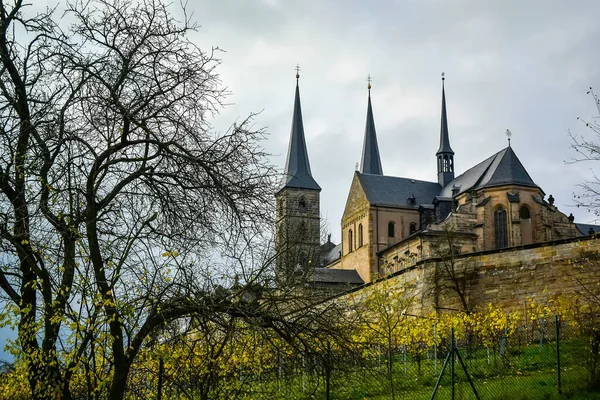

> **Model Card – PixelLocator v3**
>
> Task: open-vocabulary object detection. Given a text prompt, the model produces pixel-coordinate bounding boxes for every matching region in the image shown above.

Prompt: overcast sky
[184,0,600,243]
[0,0,598,364]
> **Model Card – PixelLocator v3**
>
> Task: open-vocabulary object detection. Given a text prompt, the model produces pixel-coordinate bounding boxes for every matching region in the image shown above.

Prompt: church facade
[276,73,586,288]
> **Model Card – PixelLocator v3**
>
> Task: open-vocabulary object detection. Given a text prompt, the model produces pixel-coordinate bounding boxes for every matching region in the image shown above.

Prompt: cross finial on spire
[441,71,445,82]
[367,74,372,91]
[505,129,512,147]
[295,63,301,81]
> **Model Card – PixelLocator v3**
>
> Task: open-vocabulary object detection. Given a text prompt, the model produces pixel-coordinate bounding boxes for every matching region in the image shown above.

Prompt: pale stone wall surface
[337,236,600,315]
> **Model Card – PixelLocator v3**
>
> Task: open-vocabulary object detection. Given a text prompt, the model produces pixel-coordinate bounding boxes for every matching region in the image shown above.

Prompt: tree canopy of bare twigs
[0,0,344,398]
[570,87,600,215]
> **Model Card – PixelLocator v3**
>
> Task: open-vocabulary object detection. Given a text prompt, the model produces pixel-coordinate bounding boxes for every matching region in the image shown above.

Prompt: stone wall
[338,236,600,314]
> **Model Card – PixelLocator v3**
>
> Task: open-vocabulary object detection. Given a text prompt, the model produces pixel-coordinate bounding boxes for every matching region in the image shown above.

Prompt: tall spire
[280,66,321,191]
[436,73,455,187]
[437,73,454,156]
[360,75,383,175]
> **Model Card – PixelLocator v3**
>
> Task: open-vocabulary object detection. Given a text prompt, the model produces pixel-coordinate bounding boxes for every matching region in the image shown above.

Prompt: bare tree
[428,225,477,313]
[570,87,600,215]
[0,0,342,398]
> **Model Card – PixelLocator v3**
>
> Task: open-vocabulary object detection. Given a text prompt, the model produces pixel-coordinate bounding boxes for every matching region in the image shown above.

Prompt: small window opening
[388,222,395,238]
[298,196,307,212]
[409,222,417,235]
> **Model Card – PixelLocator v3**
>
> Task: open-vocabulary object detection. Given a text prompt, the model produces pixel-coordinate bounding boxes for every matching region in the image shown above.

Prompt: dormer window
[407,194,416,205]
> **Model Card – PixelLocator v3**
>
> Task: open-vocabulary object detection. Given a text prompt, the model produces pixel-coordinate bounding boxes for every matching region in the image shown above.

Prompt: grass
[157,337,600,399]
[240,337,599,400]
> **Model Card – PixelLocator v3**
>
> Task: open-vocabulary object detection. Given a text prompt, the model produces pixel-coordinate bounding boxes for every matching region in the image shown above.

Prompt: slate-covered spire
[280,70,321,191]
[436,73,455,187]
[360,76,383,175]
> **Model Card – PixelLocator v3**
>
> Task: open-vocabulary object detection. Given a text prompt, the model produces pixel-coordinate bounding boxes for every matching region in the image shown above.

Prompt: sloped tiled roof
[321,243,341,266]
[310,268,364,285]
[358,172,442,208]
[576,223,600,236]
[440,147,538,197]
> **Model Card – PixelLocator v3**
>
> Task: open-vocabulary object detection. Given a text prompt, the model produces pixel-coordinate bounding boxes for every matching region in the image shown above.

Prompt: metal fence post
[556,314,562,395]
[434,324,438,374]
[451,327,455,400]
[157,357,164,400]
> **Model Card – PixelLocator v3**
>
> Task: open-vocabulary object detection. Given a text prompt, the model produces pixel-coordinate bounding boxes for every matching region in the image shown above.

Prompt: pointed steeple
[437,74,454,156]
[436,73,455,187]
[360,76,383,175]
[280,69,321,192]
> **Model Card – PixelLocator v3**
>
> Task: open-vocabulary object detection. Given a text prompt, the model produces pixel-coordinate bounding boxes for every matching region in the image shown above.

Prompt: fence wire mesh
[144,315,600,400]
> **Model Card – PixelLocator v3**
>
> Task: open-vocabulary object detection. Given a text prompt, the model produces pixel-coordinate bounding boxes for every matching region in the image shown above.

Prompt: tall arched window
[388,222,395,238]
[409,222,417,235]
[494,207,508,249]
[358,224,363,247]
[348,229,353,253]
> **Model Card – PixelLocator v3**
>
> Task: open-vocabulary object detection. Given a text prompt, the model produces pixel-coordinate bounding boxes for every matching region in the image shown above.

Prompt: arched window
[443,156,449,172]
[519,206,530,219]
[494,207,508,249]
[298,196,307,212]
[358,224,363,247]
[388,222,395,238]
[348,229,353,253]
[409,222,417,235]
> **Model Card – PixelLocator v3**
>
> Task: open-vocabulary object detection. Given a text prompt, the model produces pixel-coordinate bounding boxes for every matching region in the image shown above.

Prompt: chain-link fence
[149,315,600,399]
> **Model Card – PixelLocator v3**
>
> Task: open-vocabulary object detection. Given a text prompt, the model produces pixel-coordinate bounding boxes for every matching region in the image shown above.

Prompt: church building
[276,72,587,289]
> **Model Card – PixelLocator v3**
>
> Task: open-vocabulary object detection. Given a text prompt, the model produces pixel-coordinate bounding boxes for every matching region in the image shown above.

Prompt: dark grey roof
[360,92,383,175]
[357,172,442,208]
[321,243,341,266]
[436,79,454,156]
[310,268,364,285]
[576,223,600,236]
[280,81,321,192]
[440,147,539,197]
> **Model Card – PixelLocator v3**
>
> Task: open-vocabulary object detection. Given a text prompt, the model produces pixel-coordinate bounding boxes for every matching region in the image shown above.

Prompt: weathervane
[295,63,301,80]
[505,129,512,147]
[441,71,445,81]
[367,74,372,91]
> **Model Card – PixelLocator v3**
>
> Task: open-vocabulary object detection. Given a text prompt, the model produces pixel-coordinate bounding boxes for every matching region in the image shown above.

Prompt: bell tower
[275,67,321,281]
